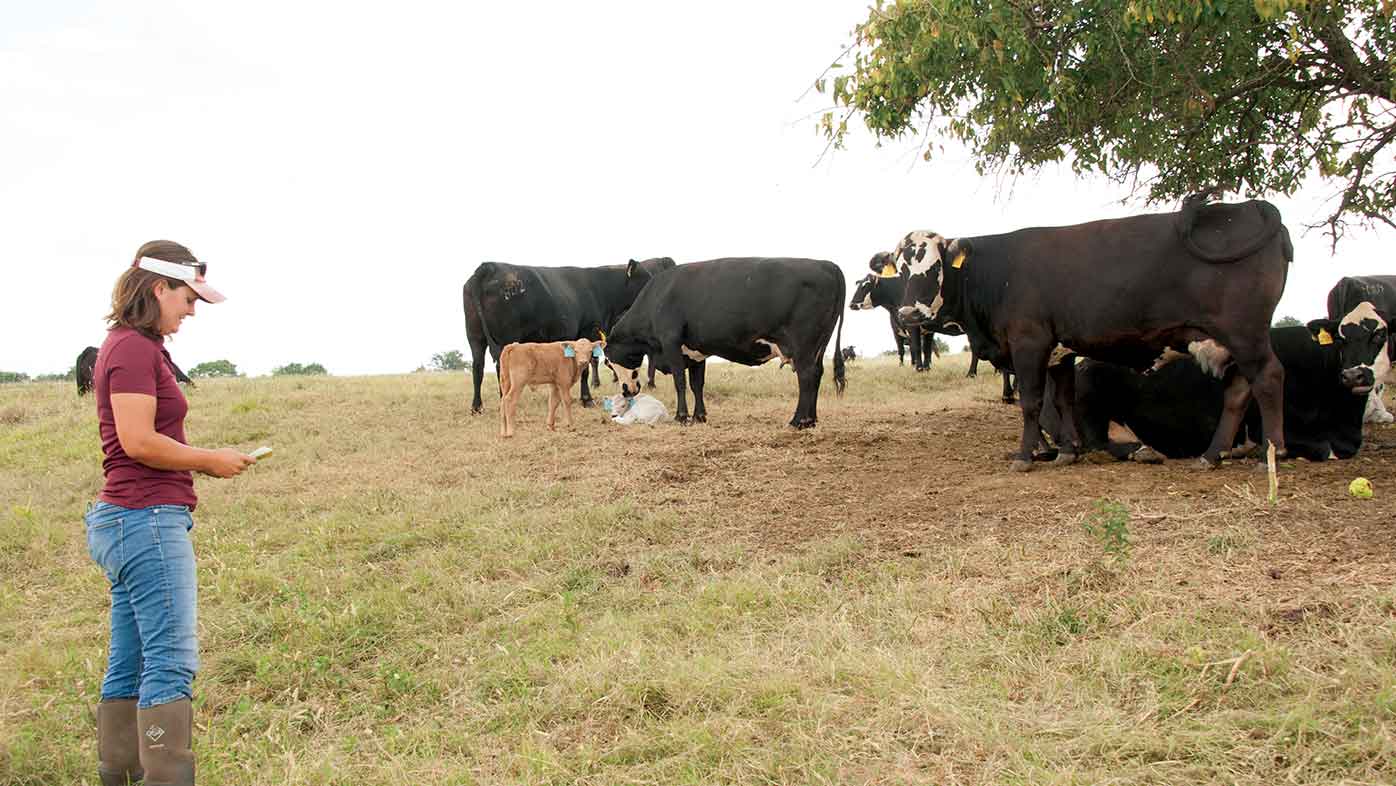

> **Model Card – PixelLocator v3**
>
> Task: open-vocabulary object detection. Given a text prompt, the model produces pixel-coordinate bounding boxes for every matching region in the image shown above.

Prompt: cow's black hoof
[693,413,707,424]
[1129,446,1165,464]
[1002,397,1017,405]
[1010,459,1033,473]
[581,398,595,409]
[790,417,817,430]
[966,372,976,379]
[676,415,691,425]
[1197,455,1221,470]
[471,405,483,415]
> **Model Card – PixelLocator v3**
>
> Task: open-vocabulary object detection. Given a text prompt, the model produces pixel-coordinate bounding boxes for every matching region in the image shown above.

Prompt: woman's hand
[202,448,256,478]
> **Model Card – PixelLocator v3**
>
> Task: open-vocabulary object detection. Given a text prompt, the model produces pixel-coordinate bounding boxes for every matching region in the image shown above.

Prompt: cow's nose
[1341,367,1373,388]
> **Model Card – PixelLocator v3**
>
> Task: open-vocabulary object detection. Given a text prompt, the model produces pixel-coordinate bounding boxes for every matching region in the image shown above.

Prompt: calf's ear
[1306,318,1339,346]
[945,238,972,269]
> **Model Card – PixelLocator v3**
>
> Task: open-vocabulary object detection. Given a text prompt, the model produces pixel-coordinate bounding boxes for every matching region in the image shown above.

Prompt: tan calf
[498,338,600,438]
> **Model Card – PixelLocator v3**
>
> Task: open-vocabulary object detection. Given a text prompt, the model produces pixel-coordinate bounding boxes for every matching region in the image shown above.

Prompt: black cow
[76,346,99,395]
[1040,309,1388,462]
[76,345,191,395]
[896,194,1293,470]
[462,257,675,413]
[604,257,846,428]
[1327,276,1396,424]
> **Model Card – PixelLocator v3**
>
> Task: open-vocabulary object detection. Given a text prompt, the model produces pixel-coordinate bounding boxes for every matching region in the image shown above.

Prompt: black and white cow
[462,257,676,413]
[895,193,1293,470]
[604,257,846,428]
[1327,276,1396,424]
[1040,307,1389,462]
[851,253,935,370]
[857,252,1014,400]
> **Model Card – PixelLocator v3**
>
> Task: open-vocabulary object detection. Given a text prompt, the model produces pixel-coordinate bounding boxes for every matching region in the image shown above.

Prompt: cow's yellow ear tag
[950,251,967,269]
[879,263,898,278]
[1317,328,1334,346]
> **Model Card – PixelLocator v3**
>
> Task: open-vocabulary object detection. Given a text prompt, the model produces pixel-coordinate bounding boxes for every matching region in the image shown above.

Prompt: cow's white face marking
[1340,301,1381,330]
[893,230,949,325]
[681,345,707,362]
[896,230,945,277]
[1337,302,1390,393]
[1188,339,1233,378]
[755,339,785,365]
[858,293,874,310]
[1047,344,1075,367]
[614,364,641,397]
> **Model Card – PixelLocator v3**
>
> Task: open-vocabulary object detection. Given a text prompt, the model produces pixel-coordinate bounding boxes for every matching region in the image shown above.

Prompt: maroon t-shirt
[95,327,198,510]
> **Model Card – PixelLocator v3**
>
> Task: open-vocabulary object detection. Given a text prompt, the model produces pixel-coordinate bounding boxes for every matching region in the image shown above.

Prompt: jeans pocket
[84,504,124,580]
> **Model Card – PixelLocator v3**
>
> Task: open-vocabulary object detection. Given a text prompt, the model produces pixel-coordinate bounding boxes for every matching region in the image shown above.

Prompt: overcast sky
[2,2,1390,378]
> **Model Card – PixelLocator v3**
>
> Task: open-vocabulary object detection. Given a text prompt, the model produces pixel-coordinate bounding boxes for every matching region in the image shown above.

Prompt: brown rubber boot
[137,699,195,786]
[97,698,144,785]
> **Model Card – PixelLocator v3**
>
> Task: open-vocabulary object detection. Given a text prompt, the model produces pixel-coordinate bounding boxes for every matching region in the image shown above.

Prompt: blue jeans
[85,501,199,708]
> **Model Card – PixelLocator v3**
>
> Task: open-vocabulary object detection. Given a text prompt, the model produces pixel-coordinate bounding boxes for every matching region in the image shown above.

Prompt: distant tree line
[273,362,328,376]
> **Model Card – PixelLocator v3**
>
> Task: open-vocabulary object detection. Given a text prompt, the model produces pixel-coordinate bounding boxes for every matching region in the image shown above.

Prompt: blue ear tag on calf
[563,345,576,358]
[593,346,604,358]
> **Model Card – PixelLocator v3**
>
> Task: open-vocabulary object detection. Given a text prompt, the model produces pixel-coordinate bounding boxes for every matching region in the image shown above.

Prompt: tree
[188,359,240,378]
[430,350,470,371]
[1274,315,1304,327]
[0,371,30,384]
[818,0,1396,243]
[934,336,951,355]
[272,362,328,376]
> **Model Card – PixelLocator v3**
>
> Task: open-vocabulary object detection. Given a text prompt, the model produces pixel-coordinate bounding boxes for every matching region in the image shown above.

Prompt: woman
[87,240,255,786]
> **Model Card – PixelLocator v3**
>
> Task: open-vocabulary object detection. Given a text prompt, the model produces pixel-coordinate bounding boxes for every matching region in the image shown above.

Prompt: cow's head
[895,231,965,327]
[603,337,648,398]
[849,274,878,310]
[1308,301,1391,394]
[562,338,602,370]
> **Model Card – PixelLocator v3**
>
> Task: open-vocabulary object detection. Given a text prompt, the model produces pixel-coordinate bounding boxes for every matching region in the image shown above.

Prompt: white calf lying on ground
[604,393,669,425]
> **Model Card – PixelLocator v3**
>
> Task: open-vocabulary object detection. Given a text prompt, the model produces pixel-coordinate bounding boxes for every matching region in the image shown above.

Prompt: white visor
[136,257,225,303]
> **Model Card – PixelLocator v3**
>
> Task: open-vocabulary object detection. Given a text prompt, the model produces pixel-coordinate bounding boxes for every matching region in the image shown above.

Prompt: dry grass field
[2,354,1395,785]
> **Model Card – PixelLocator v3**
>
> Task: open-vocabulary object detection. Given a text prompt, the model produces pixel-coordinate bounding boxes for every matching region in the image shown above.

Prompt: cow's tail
[466,265,503,397]
[832,302,846,397]
[1176,192,1283,263]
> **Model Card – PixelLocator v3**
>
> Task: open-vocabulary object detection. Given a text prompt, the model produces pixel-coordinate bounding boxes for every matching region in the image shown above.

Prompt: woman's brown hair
[106,240,200,338]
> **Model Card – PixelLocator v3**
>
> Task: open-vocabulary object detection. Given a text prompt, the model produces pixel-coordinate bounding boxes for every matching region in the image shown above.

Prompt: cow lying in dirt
[498,338,602,438]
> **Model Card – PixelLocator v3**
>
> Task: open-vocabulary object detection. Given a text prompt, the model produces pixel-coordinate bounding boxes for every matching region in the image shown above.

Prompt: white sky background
[2,1,1390,377]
